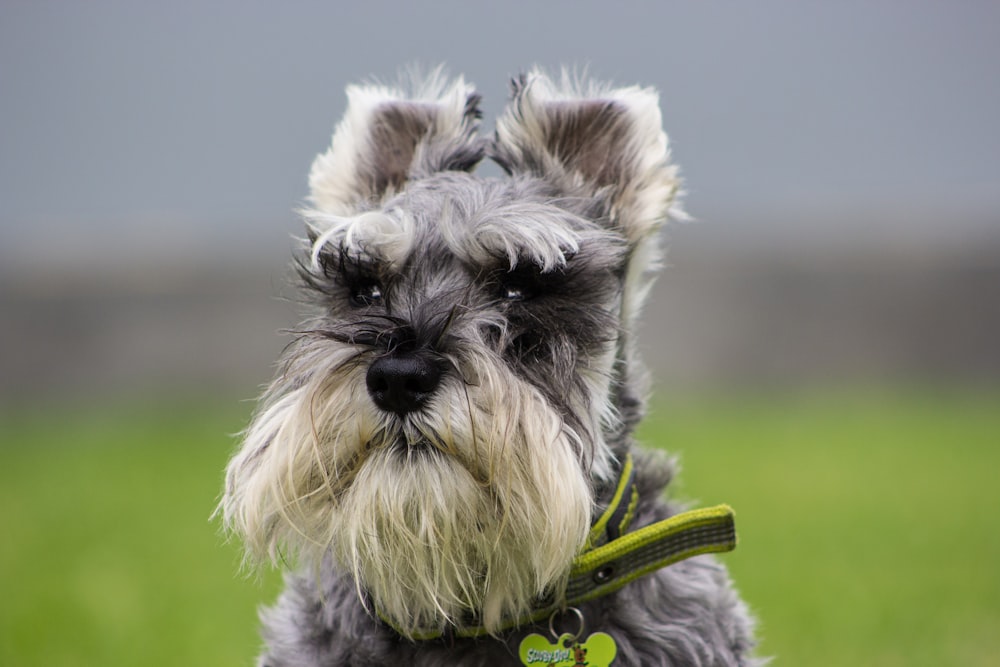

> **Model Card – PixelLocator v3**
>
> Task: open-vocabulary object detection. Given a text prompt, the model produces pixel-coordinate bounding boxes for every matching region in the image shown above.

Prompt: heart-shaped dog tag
[519,631,617,666]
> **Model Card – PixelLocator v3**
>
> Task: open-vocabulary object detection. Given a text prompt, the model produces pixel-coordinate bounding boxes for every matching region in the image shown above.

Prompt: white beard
[222,344,603,636]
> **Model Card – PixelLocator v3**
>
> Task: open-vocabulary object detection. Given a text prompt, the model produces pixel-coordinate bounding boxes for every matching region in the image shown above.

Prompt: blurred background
[2,2,998,665]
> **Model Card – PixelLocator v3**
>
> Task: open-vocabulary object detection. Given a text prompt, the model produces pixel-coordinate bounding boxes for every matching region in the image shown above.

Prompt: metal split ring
[548,606,585,643]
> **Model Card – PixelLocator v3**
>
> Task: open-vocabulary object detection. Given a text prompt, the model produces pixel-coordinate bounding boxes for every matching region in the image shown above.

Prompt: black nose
[365,354,442,415]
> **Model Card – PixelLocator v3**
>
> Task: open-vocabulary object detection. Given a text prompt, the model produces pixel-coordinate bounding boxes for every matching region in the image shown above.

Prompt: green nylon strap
[586,453,639,550]
[566,504,736,605]
[380,503,738,640]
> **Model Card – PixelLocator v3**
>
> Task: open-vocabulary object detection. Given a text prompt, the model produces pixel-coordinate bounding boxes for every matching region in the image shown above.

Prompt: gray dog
[222,68,759,666]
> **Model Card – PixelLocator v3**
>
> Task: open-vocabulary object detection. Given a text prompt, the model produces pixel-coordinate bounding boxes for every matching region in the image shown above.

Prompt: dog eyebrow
[306,209,415,273]
[327,243,384,282]
[452,206,583,273]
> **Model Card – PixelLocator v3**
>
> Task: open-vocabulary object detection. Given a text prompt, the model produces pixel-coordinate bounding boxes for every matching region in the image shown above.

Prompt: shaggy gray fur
[226,70,761,666]
[259,452,758,666]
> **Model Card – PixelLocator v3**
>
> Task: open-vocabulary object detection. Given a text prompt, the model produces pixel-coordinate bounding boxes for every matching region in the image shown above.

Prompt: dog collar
[377,454,737,640]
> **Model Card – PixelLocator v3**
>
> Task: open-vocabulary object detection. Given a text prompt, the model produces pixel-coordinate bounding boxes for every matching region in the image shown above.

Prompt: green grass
[0,399,282,667]
[638,390,1000,666]
[1,389,998,666]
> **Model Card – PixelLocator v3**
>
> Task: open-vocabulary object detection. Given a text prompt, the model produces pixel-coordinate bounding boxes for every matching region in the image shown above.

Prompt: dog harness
[376,453,737,641]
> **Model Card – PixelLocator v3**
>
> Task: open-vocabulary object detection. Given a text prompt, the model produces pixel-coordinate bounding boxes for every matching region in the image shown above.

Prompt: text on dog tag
[519,631,617,666]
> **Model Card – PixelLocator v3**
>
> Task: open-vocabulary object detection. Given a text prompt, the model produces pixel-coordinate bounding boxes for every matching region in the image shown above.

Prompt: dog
[221,68,759,666]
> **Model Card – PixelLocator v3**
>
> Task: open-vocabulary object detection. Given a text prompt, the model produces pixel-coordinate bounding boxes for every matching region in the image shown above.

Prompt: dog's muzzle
[366,352,442,415]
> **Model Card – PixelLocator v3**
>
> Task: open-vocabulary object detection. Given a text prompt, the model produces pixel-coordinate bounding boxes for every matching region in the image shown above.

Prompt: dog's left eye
[498,263,545,302]
[350,283,383,307]
[501,284,528,301]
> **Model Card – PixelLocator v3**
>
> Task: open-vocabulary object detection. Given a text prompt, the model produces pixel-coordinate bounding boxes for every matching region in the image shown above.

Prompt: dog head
[222,68,681,637]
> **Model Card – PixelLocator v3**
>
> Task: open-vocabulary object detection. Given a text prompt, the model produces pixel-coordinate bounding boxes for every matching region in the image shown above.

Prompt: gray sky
[2,1,999,267]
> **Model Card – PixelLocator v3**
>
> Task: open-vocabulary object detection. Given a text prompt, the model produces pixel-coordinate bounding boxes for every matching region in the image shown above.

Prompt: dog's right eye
[497,262,546,303]
[500,284,529,302]
[349,283,383,307]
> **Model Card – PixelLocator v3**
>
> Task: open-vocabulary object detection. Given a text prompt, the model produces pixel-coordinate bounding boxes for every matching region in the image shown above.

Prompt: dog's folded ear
[309,69,485,215]
[491,69,683,244]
